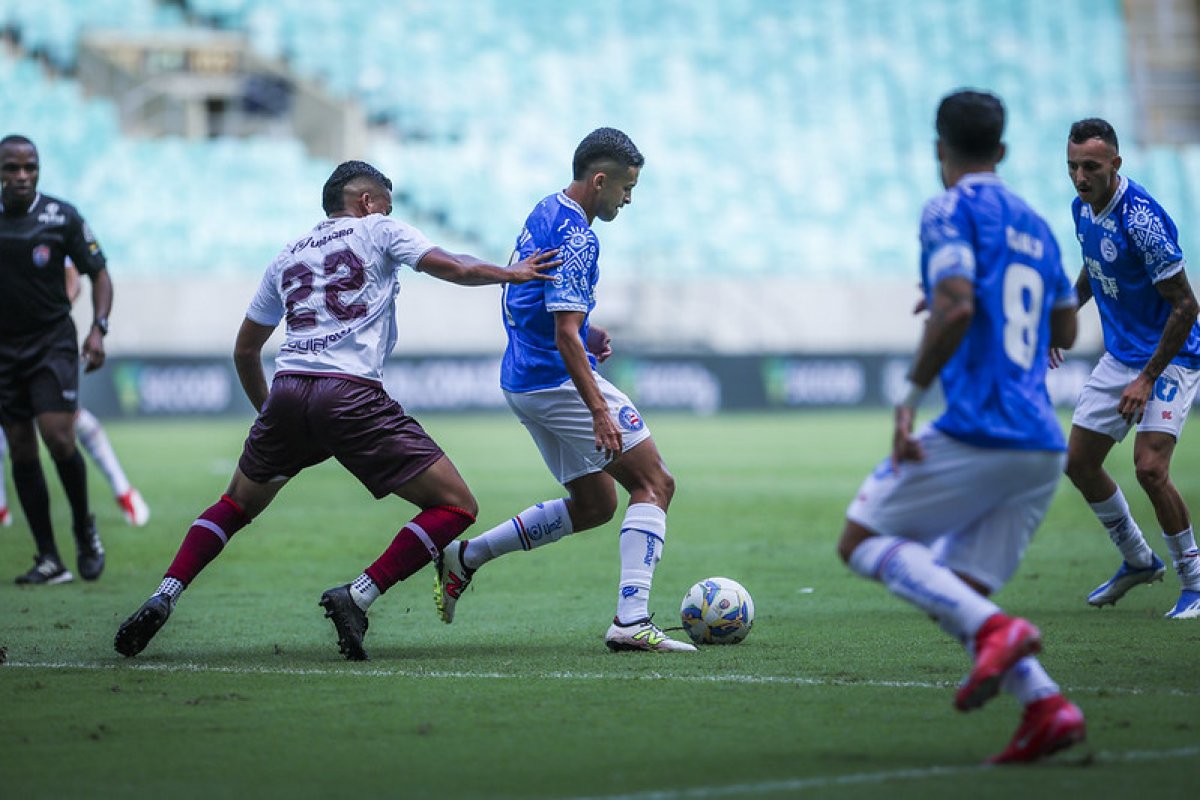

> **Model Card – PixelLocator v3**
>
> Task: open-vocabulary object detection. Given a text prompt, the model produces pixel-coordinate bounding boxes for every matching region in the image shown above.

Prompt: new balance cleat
[1164,589,1200,620]
[0,505,11,526]
[433,540,473,624]
[319,585,369,661]
[955,614,1041,712]
[74,515,105,581]
[1087,555,1166,607]
[116,489,151,527]
[15,554,74,585]
[605,616,697,653]
[114,594,173,657]
[988,694,1086,764]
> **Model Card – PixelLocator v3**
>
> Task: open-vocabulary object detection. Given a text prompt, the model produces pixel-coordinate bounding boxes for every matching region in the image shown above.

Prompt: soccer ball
[680,576,754,645]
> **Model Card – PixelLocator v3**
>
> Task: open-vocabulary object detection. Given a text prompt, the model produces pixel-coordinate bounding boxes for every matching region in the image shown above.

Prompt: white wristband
[898,380,927,410]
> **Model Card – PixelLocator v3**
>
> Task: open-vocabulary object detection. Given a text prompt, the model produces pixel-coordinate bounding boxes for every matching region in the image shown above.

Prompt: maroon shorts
[237,374,445,498]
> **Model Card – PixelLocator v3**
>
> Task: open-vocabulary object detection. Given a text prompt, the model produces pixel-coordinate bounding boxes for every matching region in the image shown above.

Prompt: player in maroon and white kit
[114,160,557,660]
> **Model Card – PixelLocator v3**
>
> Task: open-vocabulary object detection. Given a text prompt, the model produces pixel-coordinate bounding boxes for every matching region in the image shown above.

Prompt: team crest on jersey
[32,244,51,267]
[617,405,644,431]
[1099,237,1118,263]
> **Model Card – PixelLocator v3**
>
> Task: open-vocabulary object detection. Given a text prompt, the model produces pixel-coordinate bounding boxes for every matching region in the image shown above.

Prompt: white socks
[616,503,666,625]
[849,535,1065,708]
[350,573,380,611]
[1000,656,1061,705]
[462,499,573,571]
[76,408,132,497]
[847,534,999,641]
[156,576,184,606]
[1089,488,1155,568]
[1164,528,1200,589]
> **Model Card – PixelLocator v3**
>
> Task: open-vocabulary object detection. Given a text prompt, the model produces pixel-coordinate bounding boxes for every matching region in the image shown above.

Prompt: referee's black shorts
[0,316,81,424]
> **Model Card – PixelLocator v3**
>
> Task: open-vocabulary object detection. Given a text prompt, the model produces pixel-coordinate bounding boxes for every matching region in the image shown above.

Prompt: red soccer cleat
[0,505,11,526]
[116,489,151,527]
[988,694,1086,764]
[955,614,1042,711]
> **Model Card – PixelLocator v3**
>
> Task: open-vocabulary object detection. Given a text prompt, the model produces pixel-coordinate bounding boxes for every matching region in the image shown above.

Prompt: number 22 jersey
[245,214,434,384]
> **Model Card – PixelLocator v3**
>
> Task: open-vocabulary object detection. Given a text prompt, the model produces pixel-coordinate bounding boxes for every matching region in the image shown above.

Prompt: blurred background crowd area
[3,0,1197,354]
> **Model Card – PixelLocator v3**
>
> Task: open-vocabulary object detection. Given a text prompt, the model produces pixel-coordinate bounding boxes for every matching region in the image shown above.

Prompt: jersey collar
[958,172,1003,187]
[0,192,42,215]
[1088,175,1127,224]
[555,192,586,218]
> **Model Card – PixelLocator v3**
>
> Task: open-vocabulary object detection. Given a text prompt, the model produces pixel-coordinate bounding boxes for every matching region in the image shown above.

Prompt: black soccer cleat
[15,554,74,585]
[114,594,173,657]
[319,585,369,661]
[74,514,105,581]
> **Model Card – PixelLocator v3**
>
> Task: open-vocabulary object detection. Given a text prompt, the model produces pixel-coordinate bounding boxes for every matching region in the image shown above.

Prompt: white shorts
[504,374,653,484]
[1072,352,1200,442]
[846,426,1065,592]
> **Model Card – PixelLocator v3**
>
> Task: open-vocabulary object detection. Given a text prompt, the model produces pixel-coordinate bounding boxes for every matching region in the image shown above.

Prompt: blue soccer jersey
[920,173,1077,450]
[1072,175,1200,370]
[500,193,600,393]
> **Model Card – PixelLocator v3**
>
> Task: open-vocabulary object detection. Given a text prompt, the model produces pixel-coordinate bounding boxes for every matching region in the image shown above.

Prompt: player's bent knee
[574,498,617,531]
[1134,461,1169,493]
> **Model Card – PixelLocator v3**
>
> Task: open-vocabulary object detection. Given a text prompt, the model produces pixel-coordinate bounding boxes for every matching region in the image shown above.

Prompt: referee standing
[1,134,112,585]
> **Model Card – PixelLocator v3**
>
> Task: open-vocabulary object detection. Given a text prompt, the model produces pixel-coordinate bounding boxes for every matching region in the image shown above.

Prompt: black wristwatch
[93,317,109,336]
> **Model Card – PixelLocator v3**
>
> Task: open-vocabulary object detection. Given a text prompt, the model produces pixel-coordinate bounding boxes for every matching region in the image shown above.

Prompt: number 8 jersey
[919,173,1077,450]
[245,214,434,384]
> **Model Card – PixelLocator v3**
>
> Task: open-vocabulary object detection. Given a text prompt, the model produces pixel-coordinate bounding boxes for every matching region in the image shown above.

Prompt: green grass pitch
[1,411,1198,799]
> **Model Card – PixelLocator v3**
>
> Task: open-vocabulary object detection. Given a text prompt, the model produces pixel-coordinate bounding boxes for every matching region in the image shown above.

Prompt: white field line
[3,659,1200,698]
[566,745,1200,800]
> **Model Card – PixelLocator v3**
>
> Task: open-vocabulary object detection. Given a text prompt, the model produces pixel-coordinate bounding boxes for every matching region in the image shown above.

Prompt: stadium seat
[4,0,1185,280]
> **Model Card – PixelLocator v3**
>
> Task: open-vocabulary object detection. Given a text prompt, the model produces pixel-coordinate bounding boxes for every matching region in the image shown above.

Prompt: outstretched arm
[416,247,560,286]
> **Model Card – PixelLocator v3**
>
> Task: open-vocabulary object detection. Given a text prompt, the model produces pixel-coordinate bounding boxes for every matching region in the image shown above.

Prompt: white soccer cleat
[1087,555,1166,607]
[433,540,473,624]
[0,505,11,527]
[605,616,697,652]
[1164,589,1200,620]
[117,489,151,527]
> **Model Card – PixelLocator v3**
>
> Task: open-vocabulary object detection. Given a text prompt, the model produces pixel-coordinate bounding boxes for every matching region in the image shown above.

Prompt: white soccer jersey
[245,214,434,383]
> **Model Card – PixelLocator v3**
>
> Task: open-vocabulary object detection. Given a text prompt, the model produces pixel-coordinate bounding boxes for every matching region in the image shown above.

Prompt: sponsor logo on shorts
[617,405,643,431]
[1154,374,1180,403]
[32,244,51,267]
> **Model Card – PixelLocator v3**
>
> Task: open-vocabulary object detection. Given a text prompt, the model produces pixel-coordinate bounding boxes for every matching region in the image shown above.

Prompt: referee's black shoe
[15,553,74,585]
[74,514,105,581]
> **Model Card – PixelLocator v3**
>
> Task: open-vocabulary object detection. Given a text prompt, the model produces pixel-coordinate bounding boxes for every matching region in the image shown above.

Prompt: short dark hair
[0,134,36,151]
[1068,118,1119,152]
[572,127,644,180]
[322,160,392,214]
[935,90,1005,161]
